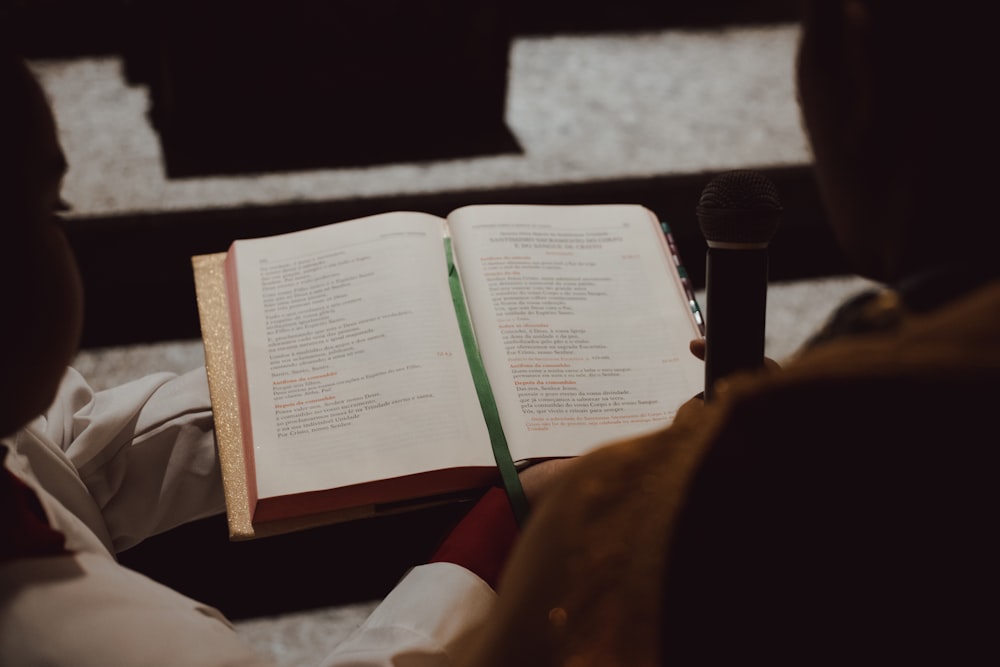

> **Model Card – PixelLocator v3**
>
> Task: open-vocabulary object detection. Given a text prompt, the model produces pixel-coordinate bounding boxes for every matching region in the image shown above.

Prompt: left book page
[216,211,495,534]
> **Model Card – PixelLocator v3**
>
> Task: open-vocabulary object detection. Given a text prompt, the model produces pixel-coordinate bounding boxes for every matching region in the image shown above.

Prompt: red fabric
[1,451,68,562]
[430,486,520,590]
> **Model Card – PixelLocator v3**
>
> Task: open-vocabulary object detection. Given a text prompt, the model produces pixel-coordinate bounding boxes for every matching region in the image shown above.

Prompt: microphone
[697,170,783,402]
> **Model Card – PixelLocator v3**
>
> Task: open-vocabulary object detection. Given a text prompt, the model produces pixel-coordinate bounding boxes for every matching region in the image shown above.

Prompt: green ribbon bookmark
[445,238,530,527]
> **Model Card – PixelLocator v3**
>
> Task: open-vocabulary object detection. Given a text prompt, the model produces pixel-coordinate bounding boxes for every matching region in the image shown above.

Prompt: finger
[689,338,706,361]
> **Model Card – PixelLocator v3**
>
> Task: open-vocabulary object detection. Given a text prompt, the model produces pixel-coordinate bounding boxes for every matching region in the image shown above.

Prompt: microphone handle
[703,247,769,402]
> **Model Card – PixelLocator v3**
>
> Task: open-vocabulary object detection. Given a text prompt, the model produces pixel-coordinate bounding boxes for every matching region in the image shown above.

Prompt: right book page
[447,204,704,462]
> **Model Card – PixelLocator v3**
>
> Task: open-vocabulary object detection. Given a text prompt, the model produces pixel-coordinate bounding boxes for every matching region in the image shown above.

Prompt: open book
[192,204,704,539]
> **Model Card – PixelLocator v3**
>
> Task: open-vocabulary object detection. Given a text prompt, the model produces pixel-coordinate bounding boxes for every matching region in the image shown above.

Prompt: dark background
[5,0,836,353]
[5,1,836,619]
[11,1,804,58]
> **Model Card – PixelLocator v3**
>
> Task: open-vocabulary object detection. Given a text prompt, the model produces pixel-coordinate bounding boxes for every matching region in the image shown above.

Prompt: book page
[228,212,494,501]
[448,204,703,461]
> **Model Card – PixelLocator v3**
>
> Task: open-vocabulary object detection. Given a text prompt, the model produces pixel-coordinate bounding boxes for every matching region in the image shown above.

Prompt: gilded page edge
[191,252,255,540]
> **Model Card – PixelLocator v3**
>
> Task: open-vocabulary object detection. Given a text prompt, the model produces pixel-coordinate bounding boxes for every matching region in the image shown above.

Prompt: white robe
[1,367,493,666]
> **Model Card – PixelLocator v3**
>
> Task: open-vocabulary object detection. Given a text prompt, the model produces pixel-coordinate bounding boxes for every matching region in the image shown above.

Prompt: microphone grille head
[696,170,783,246]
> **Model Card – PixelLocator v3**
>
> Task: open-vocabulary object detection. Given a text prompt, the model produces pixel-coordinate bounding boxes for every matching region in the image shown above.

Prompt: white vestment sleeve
[24,366,225,553]
[0,551,274,667]
[320,563,497,667]
[5,369,496,667]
